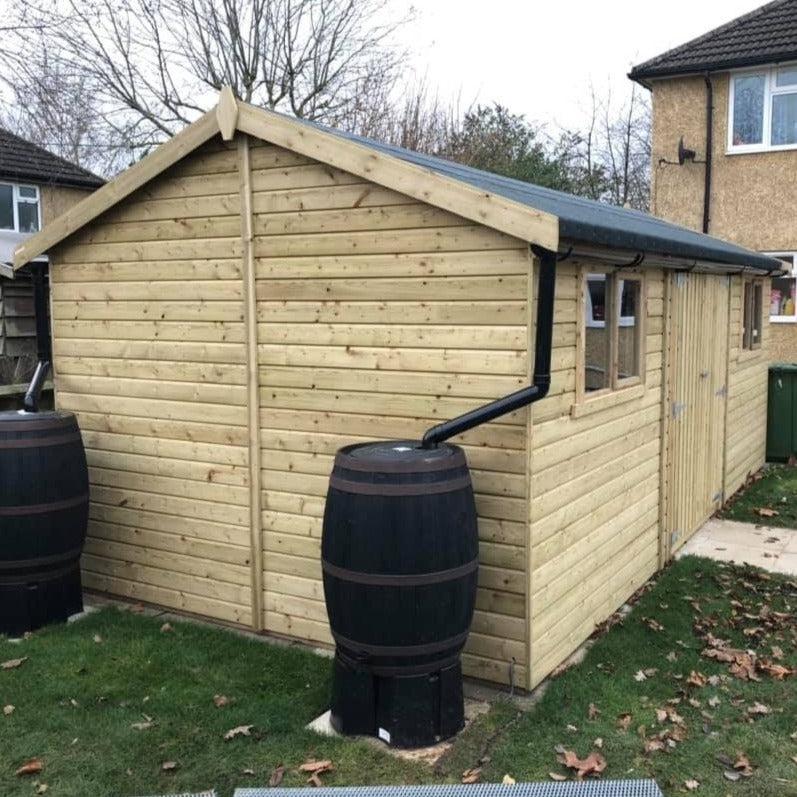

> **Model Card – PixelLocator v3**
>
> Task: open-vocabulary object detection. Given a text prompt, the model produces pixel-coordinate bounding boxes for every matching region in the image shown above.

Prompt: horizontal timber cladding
[724,277,770,498]
[527,259,665,688]
[250,135,532,687]
[50,136,253,627]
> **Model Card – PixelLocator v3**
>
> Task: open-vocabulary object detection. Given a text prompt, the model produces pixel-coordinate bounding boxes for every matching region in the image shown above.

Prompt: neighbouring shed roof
[12,90,784,275]
[630,0,797,83]
[0,127,105,190]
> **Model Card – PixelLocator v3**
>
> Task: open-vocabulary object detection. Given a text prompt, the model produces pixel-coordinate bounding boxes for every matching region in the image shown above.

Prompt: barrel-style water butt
[321,440,478,748]
[0,410,89,635]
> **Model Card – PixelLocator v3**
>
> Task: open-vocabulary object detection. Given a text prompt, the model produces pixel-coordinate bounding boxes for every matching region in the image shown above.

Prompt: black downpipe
[421,247,557,448]
[703,74,713,234]
[23,262,51,413]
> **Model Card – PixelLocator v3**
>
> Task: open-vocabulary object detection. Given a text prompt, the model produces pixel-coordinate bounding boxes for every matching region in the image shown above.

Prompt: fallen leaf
[131,720,154,731]
[299,760,334,774]
[3,705,14,716]
[224,724,254,740]
[593,738,603,748]
[644,617,665,632]
[501,774,516,785]
[655,708,668,723]
[307,773,324,787]
[757,660,792,680]
[213,694,230,708]
[269,765,285,787]
[684,779,699,791]
[771,645,784,660]
[92,634,102,644]
[708,696,721,708]
[587,703,600,720]
[1,657,27,670]
[160,622,173,633]
[566,724,578,732]
[558,749,606,778]
[634,670,647,682]
[15,759,43,776]
[747,702,771,717]
[242,768,255,775]
[686,670,707,687]
[723,770,741,782]
[617,713,632,731]
[35,784,48,794]
[548,772,567,781]
[755,507,778,517]
[461,767,482,784]
[161,761,177,772]
[666,651,678,662]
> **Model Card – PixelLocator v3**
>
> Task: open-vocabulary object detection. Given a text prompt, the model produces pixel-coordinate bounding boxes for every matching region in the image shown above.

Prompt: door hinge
[672,401,687,419]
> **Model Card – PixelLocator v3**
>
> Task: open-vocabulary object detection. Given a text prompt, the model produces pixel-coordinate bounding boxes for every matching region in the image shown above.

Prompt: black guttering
[23,262,51,412]
[421,247,557,448]
[703,75,714,235]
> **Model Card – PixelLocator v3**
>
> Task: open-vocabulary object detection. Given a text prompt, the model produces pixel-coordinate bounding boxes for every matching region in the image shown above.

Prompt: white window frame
[768,251,797,323]
[728,63,797,154]
[0,182,41,233]
[585,273,638,328]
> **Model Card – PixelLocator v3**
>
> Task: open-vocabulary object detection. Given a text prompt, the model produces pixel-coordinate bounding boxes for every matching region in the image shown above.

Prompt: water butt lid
[0,410,74,423]
[337,440,466,472]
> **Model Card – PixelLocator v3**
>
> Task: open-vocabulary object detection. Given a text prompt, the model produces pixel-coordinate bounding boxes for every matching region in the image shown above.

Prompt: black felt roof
[314,122,783,274]
[630,0,797,83]
[0,128,104,189]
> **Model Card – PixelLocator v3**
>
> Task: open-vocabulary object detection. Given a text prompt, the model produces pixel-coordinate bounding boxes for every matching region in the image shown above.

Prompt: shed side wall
[725,276,770,497]
[528,260,664,687]
[248,137,532,686]
[48,137,253,626]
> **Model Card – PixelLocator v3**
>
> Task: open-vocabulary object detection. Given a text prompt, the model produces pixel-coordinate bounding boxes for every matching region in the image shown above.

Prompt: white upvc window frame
[728,63,797,154]
[768,251,797,323]
[0,182,41,233]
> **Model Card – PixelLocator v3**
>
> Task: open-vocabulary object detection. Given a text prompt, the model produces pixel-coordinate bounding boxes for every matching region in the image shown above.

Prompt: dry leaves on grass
[213,694,230,708]
[755,507,779,517]
[160,623,174,633]
[35,783,48,794]
[557,749,607,779]
[746,702,771,717]
[1,657,27,670]
[502,774,516,785]
[131,715,155,731]
[299,760,334,787]
[3,704,14,716]
[224,724,254,740]
[15,759,43,776]
[684,779,699,791]
[269,765,285,787]
[161,761,178,772]
[588,703,600,720]
[616,713,632,731]
[461,767,482,783]
[686,670,708,688]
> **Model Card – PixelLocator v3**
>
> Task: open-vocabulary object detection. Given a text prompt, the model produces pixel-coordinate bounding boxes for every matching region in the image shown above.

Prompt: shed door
[662,272,729,557]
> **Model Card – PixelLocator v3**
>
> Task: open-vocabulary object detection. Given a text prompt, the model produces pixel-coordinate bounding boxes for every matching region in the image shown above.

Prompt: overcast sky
[400,0,765,130]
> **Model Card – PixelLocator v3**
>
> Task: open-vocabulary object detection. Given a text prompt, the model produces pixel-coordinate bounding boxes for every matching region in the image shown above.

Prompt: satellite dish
[678,136,697,165]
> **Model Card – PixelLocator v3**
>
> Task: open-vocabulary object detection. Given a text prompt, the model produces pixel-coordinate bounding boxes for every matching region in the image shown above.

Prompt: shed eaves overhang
[12,88,783,276]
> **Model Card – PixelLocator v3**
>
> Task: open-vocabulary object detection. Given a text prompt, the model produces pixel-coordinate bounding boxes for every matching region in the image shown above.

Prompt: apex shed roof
[0,128,105,190]
[630,0,797,84]
[12,90,784,275]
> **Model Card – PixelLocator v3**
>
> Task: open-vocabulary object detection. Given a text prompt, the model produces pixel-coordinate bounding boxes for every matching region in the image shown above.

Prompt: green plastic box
[766,363,797,462]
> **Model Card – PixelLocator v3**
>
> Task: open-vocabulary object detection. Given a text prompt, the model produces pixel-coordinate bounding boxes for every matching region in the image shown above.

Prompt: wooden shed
[13,89,782,690]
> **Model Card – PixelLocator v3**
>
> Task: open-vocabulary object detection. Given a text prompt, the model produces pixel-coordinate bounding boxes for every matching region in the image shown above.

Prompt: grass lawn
[720,465,797,528]
[1,557,795,796]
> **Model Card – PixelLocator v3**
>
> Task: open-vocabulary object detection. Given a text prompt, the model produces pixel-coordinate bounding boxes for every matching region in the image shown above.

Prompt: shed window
[582,270,645,396]
[729,65,797,152]
[742,280,763,350]
[769,253,797,323]
[0,182,40,233]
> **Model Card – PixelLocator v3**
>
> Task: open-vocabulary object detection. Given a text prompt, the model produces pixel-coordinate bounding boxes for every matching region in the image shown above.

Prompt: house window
[742,280,763,350]
[729,65,797,152]
[0,183,40,233]
[768,253,797,322]
[582,271,645,394]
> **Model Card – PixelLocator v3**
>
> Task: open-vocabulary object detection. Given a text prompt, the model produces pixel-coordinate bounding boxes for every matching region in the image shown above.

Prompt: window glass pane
[618,280,641,380]
[732,75,765,145]
[17,200,38,233]
[17,186,37,199]
[0,184,12,230]
[771,276,796,316]
[776,67,797,86]
[752,283,763,347]
[585,274,609,391]
[772,93,797,144]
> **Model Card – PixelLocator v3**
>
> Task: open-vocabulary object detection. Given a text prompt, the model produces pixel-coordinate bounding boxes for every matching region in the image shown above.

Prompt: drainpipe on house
[703,74,714,234]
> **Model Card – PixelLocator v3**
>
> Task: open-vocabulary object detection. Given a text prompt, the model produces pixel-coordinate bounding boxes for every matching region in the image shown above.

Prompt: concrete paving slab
[678,518,797,576]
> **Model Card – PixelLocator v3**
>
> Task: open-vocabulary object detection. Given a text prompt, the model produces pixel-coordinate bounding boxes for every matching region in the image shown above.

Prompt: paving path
[678,518,797,576]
